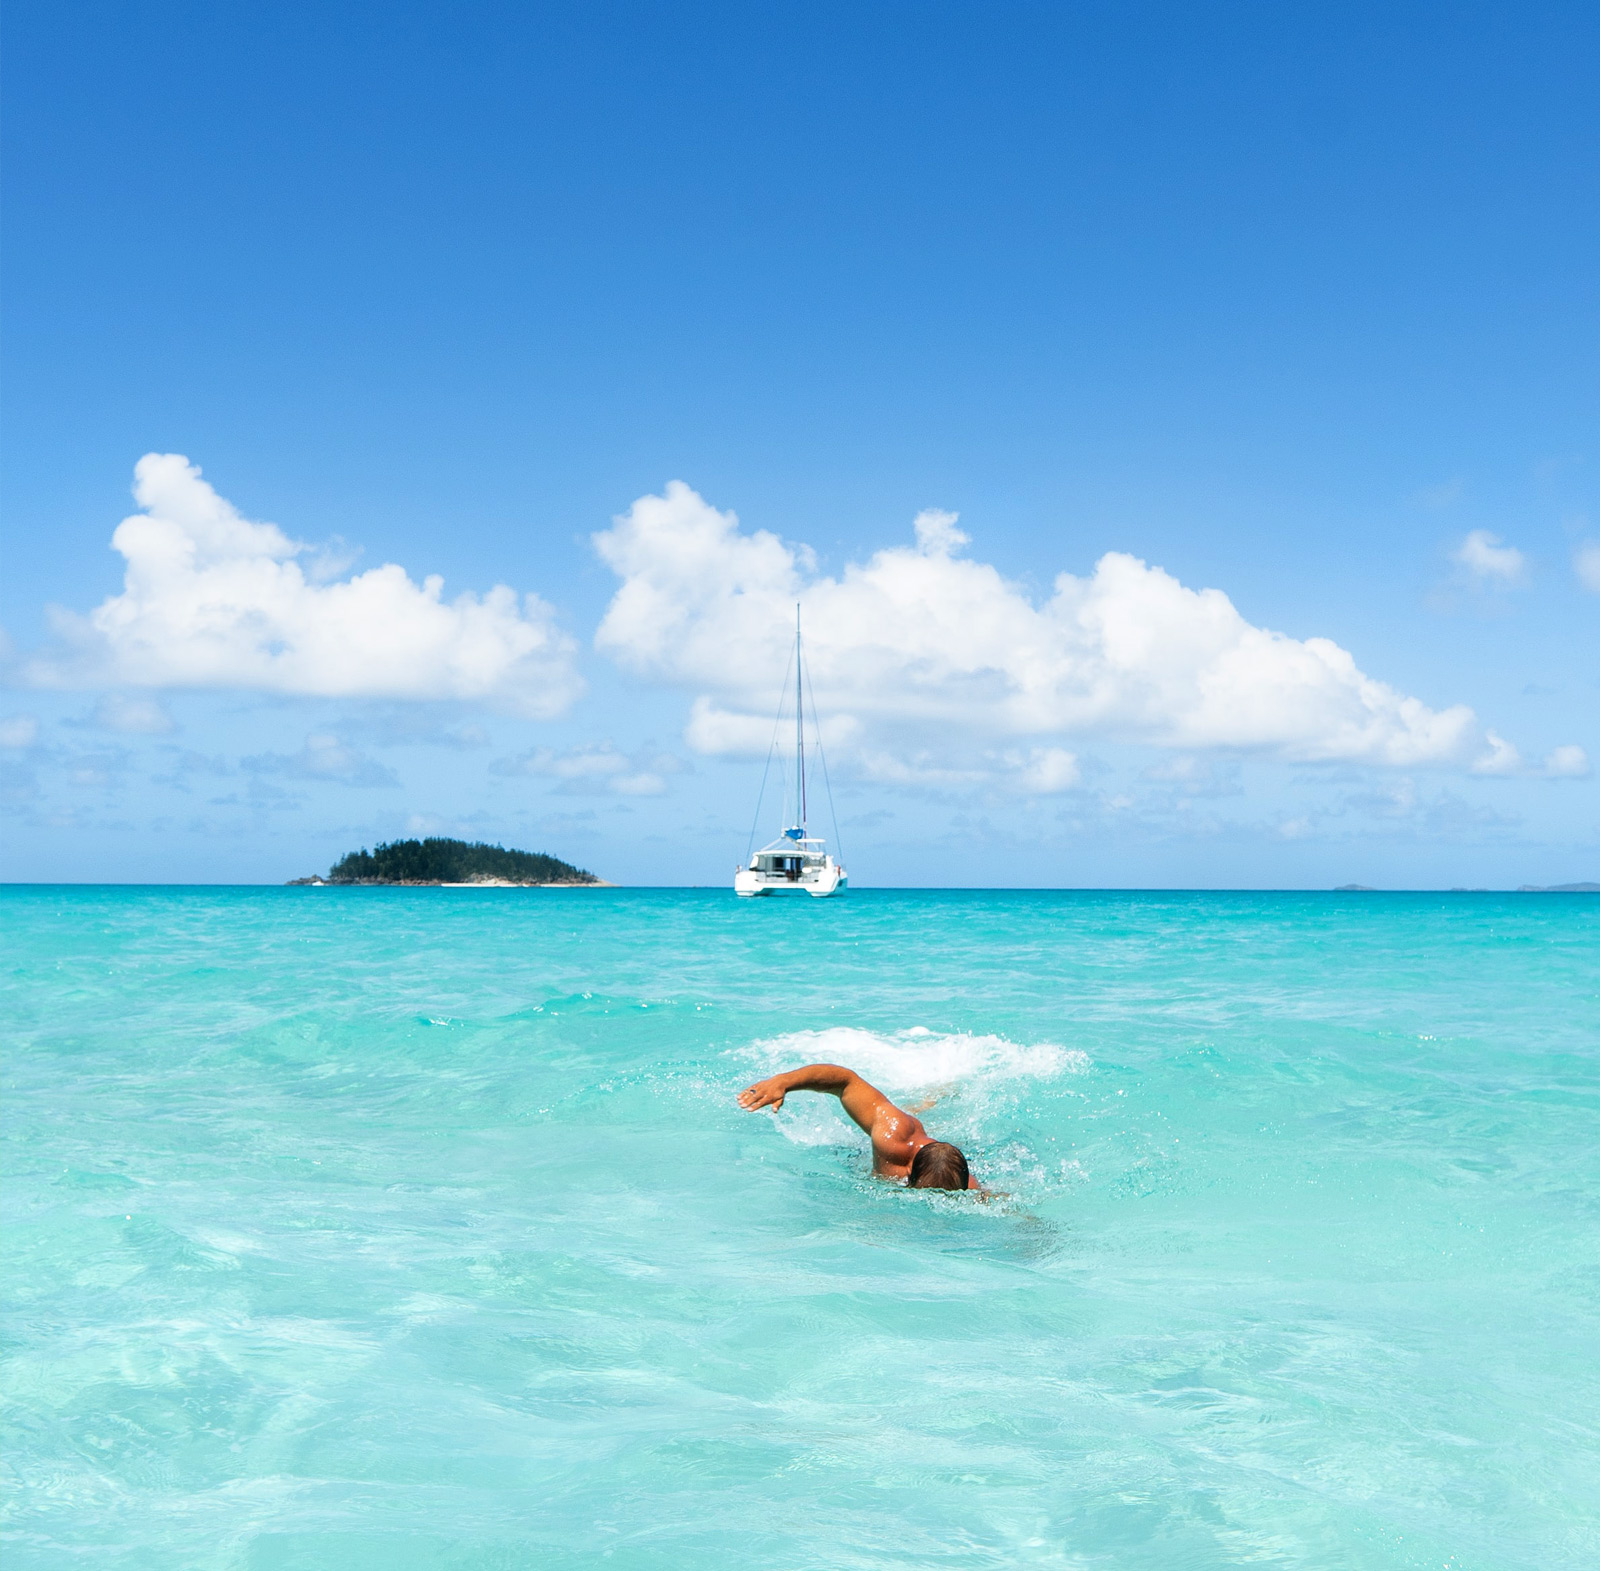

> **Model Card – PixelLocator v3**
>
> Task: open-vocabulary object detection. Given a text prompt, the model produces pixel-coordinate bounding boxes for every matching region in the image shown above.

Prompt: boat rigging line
[744,634,796,866]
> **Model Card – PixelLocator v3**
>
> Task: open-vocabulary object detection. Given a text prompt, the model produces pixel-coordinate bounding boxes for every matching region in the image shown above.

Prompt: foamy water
[739,1026,1085,1155]
[3,886,1597,1567]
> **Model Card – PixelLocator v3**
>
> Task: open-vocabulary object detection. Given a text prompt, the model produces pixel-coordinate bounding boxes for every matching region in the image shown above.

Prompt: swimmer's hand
[738,1075,790,1112]
[906,1082,955,1114]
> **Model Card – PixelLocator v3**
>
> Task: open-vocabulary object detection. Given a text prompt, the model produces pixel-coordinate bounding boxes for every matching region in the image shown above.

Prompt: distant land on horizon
[1334,882,1598,894]
[289,838,607,887]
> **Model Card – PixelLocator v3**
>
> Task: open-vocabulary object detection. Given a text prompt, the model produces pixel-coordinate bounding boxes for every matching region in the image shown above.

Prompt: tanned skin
[738,1064,980,1189]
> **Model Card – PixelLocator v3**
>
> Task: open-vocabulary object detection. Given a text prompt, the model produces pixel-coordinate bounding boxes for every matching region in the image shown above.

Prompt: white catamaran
[735,609,847,898]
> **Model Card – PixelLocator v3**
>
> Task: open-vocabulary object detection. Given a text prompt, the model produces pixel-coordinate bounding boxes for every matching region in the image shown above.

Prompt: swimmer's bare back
[738,1063,980,1190]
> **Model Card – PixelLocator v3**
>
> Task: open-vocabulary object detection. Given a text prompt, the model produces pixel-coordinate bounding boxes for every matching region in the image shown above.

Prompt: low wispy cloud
[491,741,684,796]
[242,732,399,788]
[1575,542,1600,594]
[24,455,582,717]
[58,746,135,792]
[0,724,140,806]
[1451,528,1526,585]
[594,482,1494,787]
[1310,777,1522,836]
[402,810,500,838]
[148,748,232,789]
[331,707,492,750]
[1141,753,1243,798]
[73,694,177,735]
[1,715,40,749]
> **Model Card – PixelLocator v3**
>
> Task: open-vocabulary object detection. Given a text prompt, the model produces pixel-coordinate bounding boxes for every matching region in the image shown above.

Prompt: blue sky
[2,0,1596,886]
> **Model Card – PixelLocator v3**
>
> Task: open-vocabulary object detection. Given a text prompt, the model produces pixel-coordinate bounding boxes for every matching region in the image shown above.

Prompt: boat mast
[795,604,806,835]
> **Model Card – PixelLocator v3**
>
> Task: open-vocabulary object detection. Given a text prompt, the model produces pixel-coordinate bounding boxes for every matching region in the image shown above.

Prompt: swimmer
[738,1063,978,1190]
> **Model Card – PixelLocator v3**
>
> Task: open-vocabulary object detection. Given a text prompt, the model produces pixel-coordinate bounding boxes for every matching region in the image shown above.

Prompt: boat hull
[735,865,847,898]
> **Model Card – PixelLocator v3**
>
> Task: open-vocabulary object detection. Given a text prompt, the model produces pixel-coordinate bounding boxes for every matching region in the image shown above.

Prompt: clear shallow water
[2,886,1597,1570]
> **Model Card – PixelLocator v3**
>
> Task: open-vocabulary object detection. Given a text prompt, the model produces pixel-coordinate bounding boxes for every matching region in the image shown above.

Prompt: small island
[288,837,609,887]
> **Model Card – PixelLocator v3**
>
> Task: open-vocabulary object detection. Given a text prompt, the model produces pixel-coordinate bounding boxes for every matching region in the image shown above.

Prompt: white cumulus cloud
[594,482,1482,780]
[1469,730,1523,776]
[1543,745,1590,779]
[26,455,581,717]
[1575,543,1600,593]
[1451,529,1526,584]
[1005,746,1081,794]
[1466,734,1592,779]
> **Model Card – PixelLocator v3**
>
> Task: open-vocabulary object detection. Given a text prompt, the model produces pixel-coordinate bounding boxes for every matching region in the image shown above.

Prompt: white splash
[736,1025,1086,1148]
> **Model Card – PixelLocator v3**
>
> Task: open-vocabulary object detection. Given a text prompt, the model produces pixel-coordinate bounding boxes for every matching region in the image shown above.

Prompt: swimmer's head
[908,1141,969,1191]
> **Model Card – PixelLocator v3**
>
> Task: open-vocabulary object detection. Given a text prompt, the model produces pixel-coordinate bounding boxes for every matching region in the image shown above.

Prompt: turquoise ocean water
[2,886,1597,1569]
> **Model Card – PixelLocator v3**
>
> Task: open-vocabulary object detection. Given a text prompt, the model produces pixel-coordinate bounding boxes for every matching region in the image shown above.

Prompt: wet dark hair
[908,1141,969,1191]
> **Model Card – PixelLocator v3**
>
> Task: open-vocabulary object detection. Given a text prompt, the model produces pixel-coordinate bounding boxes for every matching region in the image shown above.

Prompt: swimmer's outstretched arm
[738,1064,919,1167]
[737,1063,890,1128]
[741,1064,993,1192]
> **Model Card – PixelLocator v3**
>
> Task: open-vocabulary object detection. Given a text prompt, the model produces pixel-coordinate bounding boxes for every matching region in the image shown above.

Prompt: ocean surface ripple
[2,886,1597,1568]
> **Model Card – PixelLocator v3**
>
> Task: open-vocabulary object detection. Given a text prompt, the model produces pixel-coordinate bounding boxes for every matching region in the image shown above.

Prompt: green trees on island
[325,838,598,885]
